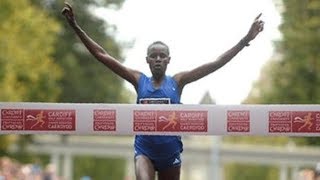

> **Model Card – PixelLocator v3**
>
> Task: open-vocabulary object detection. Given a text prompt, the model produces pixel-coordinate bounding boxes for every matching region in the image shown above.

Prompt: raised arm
[61,2,141,88]
[174,13,264,89]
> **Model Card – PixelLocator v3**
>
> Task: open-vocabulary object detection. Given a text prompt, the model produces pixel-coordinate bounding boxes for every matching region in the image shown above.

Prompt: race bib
[139,98,171,104]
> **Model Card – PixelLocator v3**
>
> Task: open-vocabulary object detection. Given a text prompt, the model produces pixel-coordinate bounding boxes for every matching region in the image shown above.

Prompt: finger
[61,7,69,15]
[259,22,264,31]
[259,21,265,28]
[64,2,73,13]
[255,13,262,21]
[259,26,264,32]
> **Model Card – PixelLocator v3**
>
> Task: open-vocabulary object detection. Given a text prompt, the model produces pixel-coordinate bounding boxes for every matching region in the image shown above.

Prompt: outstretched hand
[62,2,76,25]
[245,13,264,42]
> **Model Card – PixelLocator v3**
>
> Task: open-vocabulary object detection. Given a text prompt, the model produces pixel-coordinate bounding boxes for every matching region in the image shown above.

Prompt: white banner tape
[1,102,320,136]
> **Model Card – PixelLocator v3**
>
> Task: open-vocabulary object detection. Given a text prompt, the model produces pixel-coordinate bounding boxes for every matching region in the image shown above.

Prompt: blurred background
[0,0,320,179]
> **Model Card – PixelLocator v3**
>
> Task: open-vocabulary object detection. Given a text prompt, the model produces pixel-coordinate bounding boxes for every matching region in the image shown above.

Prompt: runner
[62,2,264,179]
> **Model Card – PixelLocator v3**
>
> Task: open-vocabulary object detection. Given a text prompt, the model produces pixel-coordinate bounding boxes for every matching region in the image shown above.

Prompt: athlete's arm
[62,2,141,88]
[174,13,264,89]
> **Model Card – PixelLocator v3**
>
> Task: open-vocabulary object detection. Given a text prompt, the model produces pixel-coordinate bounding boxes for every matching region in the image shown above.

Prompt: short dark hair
[147,41,170,55]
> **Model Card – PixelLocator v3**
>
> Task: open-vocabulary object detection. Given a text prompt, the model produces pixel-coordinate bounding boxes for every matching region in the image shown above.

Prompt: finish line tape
[1,102,320,136]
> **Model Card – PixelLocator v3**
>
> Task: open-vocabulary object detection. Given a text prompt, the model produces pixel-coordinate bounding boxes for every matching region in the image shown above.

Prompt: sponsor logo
[269,111,291,133]
[133,110,156,132]
[93,109,116,131]
[158,111,178,131]
[172,158,180,165]
[133,110,208,132]
[269,111,320,133]
[1,109,24,130]
[26,111,46,129]
[227,110,250,132]
[139,98,171,104]
[1,109,76,131]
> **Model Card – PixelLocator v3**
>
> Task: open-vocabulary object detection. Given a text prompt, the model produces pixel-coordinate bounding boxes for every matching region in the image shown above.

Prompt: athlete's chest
[139,80,177,98]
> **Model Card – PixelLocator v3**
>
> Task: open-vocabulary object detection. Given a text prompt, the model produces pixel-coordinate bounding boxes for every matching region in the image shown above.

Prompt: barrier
[1,102,320,136]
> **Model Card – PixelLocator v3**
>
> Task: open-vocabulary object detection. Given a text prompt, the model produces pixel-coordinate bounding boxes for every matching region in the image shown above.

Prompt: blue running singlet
[134,73,183,171]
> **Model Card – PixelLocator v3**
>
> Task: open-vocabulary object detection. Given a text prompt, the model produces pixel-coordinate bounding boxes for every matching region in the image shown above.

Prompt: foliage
[0,136,15,155]
[9,153,50,166]
[0,0,62,154]
[0,0,62,102]
[225,163,278,180]
[30,0,134,103]
[0,1,130,179]
[73,156,125,180]
[243,0,320,146]
[225,1,320,178]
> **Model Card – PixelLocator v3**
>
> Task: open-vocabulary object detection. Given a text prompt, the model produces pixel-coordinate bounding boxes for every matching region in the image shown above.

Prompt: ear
[167,56,171,64]
[146,57,150,64]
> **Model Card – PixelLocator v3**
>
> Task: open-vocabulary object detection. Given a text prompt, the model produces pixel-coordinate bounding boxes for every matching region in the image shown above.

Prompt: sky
[95,0,282,105]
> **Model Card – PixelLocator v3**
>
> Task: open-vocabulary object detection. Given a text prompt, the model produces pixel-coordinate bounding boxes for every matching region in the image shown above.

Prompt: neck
[152,72,165,81]
[152,75,165,88]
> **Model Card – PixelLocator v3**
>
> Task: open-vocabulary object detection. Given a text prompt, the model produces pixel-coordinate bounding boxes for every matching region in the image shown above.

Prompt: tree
[225,164,278,180]
[225,1,320,178]
[27,1,132,179]
[74,156,125,180]
[0,0,62,153]
[30,0,133,103]
[244,0,320,145]
[0,0,62,102]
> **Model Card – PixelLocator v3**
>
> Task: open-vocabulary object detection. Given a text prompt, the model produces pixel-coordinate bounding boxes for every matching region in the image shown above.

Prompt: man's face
[146,44,171,78]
